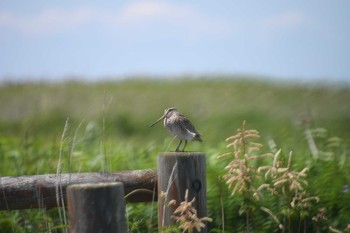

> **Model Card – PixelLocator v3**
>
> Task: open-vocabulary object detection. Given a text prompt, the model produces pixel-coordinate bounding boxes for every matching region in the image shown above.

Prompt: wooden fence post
[157,152,207,232]
[67,182,127,233]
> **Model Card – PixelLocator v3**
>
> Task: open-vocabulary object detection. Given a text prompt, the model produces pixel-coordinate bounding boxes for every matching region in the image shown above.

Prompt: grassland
[0,77,350,232]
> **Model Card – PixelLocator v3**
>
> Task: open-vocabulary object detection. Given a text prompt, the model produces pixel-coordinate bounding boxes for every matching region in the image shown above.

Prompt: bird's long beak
[150,115,165,127]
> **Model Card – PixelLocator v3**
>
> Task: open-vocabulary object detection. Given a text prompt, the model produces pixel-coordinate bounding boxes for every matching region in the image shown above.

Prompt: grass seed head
[171,189,212,232]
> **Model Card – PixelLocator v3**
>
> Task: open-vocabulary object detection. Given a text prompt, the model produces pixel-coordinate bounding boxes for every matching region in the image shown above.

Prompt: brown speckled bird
[150,107,202,152]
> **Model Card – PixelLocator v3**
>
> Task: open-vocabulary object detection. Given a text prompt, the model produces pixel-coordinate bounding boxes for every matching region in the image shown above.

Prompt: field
[0,77,350,232]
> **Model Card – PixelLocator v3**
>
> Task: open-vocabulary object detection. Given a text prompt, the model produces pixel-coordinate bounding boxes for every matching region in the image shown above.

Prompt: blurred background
[1,1,350,232]
[1,0,350,83]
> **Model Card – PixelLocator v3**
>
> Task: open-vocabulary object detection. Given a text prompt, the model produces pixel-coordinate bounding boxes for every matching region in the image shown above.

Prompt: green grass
[0,77,350,232]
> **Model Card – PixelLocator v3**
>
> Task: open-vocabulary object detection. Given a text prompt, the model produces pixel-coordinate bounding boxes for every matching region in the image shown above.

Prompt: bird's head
[164,107,177,117]
[150,107,177,127]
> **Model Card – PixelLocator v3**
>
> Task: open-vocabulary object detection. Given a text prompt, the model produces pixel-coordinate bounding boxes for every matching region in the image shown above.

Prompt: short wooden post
[67,182,127,233]
[158,152,207,232]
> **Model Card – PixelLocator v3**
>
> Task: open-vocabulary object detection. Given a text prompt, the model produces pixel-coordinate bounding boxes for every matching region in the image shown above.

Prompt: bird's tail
[194,134,203,142]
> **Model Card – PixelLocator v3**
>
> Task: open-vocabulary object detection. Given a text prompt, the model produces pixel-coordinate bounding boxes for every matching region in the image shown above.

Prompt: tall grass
[0,78,350,232]
[214,122,350,232]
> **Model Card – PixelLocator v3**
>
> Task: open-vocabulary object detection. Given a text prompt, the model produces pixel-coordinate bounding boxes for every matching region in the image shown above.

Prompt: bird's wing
[176,115,201,136]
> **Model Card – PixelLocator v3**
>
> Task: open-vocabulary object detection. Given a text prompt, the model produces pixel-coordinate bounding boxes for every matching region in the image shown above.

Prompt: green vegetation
[0,77,350,232]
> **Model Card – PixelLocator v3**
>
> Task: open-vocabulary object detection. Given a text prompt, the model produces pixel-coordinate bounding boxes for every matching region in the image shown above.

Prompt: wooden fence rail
[1,153,208,232]
[0,169,156,211]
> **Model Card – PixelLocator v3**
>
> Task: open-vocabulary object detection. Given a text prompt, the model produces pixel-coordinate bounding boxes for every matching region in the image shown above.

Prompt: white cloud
[263,11,304,30]
[112,1,233,39]
[243,11,306,44]
[117,1,189,25]
[0,1,233,39]
[0,7,95,36]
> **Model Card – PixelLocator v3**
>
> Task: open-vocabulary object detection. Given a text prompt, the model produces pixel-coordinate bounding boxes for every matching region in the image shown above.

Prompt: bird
[150,107,202,152]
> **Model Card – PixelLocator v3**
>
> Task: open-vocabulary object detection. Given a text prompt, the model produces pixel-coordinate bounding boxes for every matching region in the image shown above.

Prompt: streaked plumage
[150,107,202,152]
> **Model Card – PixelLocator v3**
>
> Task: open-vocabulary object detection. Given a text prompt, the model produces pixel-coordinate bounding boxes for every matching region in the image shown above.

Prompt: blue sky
[1,0,349,82]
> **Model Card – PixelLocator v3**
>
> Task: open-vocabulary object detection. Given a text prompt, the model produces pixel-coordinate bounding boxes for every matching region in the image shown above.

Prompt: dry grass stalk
[218,122,349,232]
[258,151,319,212]
[171,189,212,233]
[56,118,70,233]
[312,208,327,223]
[218,121,272,197]
[217,121,273,232]
[329,226,344,233]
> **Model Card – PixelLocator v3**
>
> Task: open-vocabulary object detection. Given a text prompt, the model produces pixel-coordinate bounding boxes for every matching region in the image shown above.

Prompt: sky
[0,0,350,83]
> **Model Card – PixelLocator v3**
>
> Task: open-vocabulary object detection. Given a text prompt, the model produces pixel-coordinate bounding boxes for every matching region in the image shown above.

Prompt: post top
[158,152,205,157]
[67,182,124,190]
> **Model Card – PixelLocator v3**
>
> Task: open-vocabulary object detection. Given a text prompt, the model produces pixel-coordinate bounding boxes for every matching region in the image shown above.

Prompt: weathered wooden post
[158,152,207,232]
[67,182,127,233]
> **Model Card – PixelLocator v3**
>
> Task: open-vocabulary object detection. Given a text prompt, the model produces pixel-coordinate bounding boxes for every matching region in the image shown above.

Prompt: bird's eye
[165,107,176,115]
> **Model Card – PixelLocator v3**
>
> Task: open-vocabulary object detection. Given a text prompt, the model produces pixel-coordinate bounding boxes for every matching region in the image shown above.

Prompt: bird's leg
[175,140,183,152]
[182,140,187,152]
